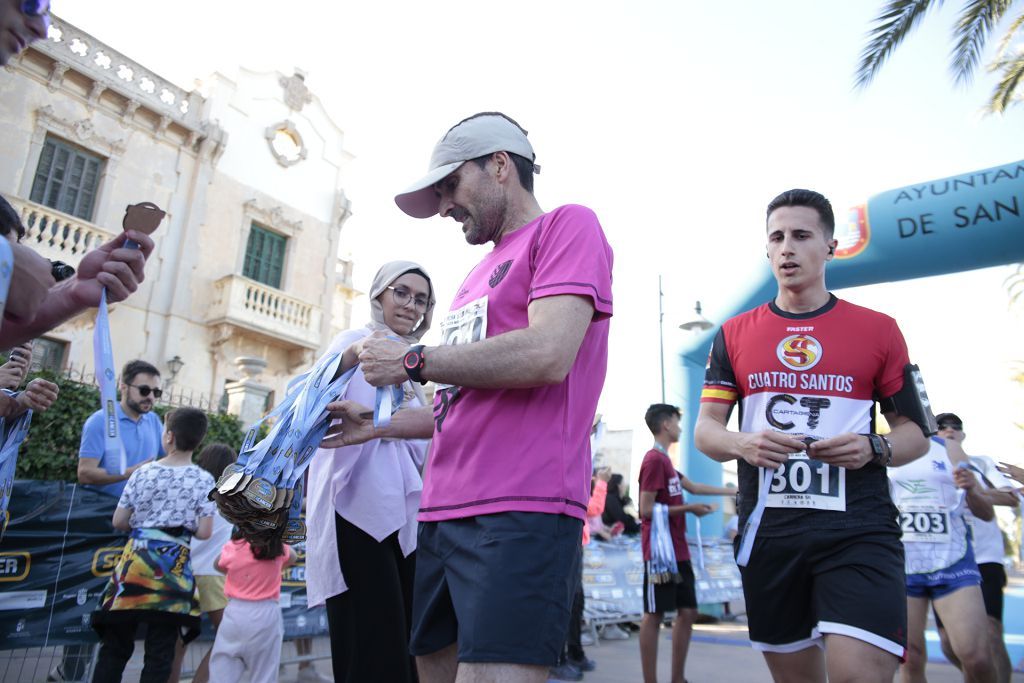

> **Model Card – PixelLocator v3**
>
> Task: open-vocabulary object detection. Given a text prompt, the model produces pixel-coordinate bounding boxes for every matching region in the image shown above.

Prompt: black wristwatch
[402,344,427,385]
[863,434,891,468]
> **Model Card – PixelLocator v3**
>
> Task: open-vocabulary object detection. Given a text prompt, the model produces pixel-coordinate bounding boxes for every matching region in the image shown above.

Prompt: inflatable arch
[674,159,1024,536]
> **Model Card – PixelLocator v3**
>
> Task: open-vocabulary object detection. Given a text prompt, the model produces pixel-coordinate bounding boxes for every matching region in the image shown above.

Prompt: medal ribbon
[736,467,773,567]
[0,408,33,534]
[0,236,13,319]
[693,516,705,573]
[649,501,679,582]
[93,290,127,474]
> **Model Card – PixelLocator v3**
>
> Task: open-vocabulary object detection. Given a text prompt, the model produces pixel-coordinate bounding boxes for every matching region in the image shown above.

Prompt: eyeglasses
[386,286,431,312]
[127,384,163,399]
[21,0,51,17]
[938,423,963,431]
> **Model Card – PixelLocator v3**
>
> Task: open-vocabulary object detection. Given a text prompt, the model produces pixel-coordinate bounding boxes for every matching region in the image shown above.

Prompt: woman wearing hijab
[305,261,433,683]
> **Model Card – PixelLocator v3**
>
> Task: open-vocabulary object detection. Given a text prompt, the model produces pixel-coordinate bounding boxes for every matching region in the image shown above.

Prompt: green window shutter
[243,224,287,288]
[29,137,105,221]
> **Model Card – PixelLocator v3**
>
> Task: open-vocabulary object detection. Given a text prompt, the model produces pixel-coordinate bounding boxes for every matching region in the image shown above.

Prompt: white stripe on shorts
[749,634,823,654]
[816,621,905,658]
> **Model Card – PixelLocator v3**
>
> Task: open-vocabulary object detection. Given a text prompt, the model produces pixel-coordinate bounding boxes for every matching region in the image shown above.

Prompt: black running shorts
[409,512,583,667]
[642,561,697,614]
[739,527,907,658]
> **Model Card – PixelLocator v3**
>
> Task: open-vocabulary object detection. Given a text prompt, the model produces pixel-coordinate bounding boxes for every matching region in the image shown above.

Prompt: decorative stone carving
[87,81,105,108]
[156,115,172,137]
[36,105,126,158]
[264,120,308,168]
[73,119,94,141]
[47,61,69,92]
[243,198,303,235]
[279,71,312,112]
[209,323,234,349]
[334,189,353,230]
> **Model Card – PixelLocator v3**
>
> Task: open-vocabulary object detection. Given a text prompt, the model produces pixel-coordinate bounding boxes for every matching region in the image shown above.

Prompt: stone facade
[1,16,359,411]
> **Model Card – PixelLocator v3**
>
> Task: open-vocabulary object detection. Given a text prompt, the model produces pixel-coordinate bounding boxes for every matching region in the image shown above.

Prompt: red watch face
[403,350,421,370]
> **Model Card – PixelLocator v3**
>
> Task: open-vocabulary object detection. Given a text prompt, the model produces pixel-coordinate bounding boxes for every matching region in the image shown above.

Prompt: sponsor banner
[582,536,743,620]
[0,481,326,649]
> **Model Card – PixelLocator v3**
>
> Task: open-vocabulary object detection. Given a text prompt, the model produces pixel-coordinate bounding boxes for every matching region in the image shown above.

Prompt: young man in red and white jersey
[694,189,932,683]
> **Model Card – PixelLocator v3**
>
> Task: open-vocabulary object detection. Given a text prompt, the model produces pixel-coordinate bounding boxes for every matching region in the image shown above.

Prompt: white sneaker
[580,630,596,647]
[599,624,629,640]
[296,666,332,682]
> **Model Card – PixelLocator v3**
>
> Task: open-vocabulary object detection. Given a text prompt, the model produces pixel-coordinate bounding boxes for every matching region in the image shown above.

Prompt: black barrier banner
[0,481,327,649]
[582,536,742,621]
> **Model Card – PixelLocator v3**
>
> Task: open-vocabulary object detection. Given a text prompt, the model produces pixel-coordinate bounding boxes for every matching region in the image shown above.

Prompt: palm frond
[855,0,941,89]
[993,10,1024,61]
[951,0,1014,85]
[987,50,1024,112]
[1006,264,1024,306]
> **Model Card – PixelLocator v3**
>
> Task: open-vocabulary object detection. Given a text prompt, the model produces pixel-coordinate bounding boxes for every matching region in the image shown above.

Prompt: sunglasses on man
[938,422,963,431]
[127,384,163,399]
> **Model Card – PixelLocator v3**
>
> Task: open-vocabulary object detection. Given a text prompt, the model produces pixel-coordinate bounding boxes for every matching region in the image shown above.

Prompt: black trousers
[91,621,179,683]
[325,513,418,683]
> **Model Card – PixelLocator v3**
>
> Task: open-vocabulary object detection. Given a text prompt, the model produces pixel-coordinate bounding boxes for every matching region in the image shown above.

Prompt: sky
[59,1,1024,464]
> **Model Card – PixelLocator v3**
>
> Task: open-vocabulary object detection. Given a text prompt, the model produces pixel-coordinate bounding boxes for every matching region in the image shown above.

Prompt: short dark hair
[0,196,25,240]
[121,360,160,385]
[470,152,535,193]
[196,442,236,480]
[165,407,208,453]
[645,403,681,436]
[766,189,835,240]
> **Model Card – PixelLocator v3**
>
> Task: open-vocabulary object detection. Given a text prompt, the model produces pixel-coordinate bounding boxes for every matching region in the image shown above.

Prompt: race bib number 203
[760,452,846,512]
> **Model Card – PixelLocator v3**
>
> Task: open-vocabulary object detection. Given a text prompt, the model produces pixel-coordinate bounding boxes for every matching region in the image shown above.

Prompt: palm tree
[855,0,1024,113]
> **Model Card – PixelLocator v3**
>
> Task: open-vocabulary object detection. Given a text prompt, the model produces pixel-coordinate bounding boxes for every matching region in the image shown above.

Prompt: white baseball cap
[395,112,539,219]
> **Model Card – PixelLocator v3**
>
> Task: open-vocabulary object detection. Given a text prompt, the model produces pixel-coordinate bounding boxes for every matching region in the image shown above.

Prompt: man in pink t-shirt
[333,112,613,683]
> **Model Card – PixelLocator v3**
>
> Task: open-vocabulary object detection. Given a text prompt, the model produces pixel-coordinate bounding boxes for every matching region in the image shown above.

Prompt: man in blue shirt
[78,360,165,497]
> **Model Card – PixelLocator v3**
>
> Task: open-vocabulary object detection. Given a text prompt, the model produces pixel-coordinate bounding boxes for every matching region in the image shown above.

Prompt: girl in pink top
[208,529,296,683]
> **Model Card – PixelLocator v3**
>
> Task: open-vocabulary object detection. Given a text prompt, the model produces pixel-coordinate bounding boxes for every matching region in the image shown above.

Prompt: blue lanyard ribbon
[93,290,127,474]
[0,237,13,319]
[0,409,33,535]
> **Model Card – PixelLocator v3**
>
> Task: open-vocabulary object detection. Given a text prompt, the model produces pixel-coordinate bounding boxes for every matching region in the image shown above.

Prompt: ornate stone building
[0,16,359,418]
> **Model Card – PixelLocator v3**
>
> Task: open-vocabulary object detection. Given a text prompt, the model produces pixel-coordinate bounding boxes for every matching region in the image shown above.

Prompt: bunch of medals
[0,403,32,538]
[212,350,402,545]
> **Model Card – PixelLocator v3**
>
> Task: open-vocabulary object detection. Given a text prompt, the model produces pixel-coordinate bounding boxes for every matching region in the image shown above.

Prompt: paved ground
[562,621,990,683]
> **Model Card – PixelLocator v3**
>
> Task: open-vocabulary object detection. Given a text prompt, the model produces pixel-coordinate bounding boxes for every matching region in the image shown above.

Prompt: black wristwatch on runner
[403,344,427,385]
[863,434,891,468]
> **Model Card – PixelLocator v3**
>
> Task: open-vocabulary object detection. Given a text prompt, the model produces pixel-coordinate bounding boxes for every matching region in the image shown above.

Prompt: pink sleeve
[528,205,613,319]
[588,479,608,516]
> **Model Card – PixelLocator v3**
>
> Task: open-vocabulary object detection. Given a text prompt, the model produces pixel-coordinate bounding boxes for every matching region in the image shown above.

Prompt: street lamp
[679,301,714,332]
[166,355,184,383]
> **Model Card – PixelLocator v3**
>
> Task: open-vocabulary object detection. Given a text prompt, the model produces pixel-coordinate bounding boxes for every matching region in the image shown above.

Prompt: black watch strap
[403,344,427,385]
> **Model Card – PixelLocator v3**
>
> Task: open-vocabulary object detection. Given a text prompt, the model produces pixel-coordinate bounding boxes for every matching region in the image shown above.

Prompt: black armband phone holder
[878,363,938,437]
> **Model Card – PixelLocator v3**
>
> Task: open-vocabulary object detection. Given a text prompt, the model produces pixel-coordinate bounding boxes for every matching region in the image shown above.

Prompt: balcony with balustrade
[5,194,116,269]
[206,274,323,350]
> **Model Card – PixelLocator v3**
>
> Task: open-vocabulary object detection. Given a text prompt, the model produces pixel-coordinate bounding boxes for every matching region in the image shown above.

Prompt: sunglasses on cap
[126,384,162,399]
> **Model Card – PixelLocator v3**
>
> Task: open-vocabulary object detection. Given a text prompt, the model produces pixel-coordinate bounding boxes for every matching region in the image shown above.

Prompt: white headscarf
[366,261,434,406]
[367,260,434,344]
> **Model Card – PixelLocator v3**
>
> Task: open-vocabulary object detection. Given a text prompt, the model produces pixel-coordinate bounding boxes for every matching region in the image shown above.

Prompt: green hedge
[14,370,247,481]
